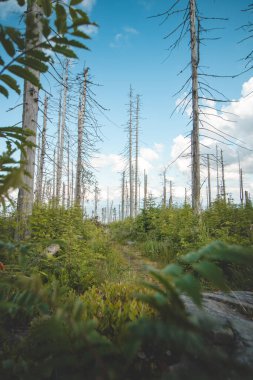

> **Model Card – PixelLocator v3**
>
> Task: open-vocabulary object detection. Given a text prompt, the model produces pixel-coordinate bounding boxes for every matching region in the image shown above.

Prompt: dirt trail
[119,242,160,280]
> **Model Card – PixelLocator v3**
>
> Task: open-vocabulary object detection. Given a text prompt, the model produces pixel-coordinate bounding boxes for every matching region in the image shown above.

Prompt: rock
[44,244,60,257]
[184,291,253,370]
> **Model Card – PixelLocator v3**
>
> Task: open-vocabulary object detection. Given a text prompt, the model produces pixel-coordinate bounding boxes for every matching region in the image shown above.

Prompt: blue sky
[1,0,253,213]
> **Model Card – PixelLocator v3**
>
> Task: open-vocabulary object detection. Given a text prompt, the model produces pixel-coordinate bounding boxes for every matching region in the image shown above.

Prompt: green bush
[81,282,152,339]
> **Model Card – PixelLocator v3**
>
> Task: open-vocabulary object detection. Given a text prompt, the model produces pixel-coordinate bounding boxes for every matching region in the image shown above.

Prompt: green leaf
[6,28,24,50]
[0,85,9,98]
[52,45,77,58]
[52,37,89,49]
[55,4,67,34]
[175,274,202,306]
[42,18,51,38]
[0,74,20,94]
[28,49,50,62]
[192,261,226,289]
[76,9,90,24]
[162,263,183,278]
[7,65,40,87]
[70,0,83,5]
[71,30,91,40]
[0,36,15,57]
[17,57,48,73]
[38,0,52,17]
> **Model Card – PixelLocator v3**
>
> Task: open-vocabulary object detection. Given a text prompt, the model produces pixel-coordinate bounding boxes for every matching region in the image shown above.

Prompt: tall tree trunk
[37,95,48,203]
[17,1,42,230]
[144,170,147,210]
[121,171,125,220]
[220,149,226,202]
[129,85,134,218]
[75,68,88,205]
[163,169,167,207]
[190,0,200,214]
[134,94,140,216]
[207,154,211,207]
[56,60,69,202]
[216,145,220,199]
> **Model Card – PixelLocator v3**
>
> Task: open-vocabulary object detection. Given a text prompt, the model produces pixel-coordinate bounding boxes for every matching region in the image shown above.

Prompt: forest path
[117,241,161,280]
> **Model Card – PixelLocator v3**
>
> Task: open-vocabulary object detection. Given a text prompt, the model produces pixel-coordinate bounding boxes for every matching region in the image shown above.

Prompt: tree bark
[75,68,88,205]
[190,0,200,214]
[37,95,48,203]
[17,1,42,227]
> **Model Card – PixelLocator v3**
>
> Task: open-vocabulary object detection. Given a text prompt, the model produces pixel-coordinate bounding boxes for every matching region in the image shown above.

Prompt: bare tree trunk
[169,180,173,208]
[163,169,167,207]
[207,154,211,207]
[129,86,134,218]
[35,131,41,199]
[240,168,244,206]
[67,140,70,208]
[121,171,125,220]
[76,68,89,205]
[190,0,200,214]
[37,95,48,203]
[134,94,140,217]
[17,2,42,229]
[56,60,69,202]
[220,149,226,202]
[144,170,147,210]
[94,182,98,218]
[216,145,220,199]
[52,148,56,200]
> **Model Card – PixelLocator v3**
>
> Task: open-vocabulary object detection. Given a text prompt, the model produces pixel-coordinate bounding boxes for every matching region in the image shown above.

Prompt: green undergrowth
[1,239,253,379]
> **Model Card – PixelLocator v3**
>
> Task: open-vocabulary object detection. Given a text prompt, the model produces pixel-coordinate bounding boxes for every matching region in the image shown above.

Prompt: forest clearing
[1,0,253,379]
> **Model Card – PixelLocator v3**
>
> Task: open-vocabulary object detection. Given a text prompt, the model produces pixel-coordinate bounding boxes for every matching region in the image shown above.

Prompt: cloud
[80,24,98,36]
[171,77,253,203]
[138,0,156,11]
[140,147,159,161]
[110,27,139,48]
[92,153,125,172]
[0,0,25,19]
[82,0,96,13]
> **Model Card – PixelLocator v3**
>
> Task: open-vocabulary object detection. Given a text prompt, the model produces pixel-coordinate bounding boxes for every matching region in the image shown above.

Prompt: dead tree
[56,60,69,202]
[220,149,226,202]
[37,95,48,203]
[207,153,211,207]
[121,171,125,220]
[143,170,148,210]
[17,1,42,223]
[75,68,89,206]
[128,86,134,218]
[134,94,140,216]
[190,0,200,214]
[163,169,167,207]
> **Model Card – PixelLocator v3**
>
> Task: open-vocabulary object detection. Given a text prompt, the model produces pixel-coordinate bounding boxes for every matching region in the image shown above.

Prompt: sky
[1,0,253,215]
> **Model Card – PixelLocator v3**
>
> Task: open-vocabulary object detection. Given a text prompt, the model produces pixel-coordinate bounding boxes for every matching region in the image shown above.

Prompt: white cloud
[82,0,96,13]
[140,147,159,161]
[171,77,253,203]
[110,26,139,48]
[123,27,139,35]
[0,0,25,19]
[80,24,98,36]
[154,143,164,153]
[92,153,125,172]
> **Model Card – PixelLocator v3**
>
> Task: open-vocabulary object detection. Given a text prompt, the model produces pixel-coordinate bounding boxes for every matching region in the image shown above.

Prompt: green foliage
[0,0,95,97]
[111,202,253,267]
[81,282,152,339]
[0,238,253,379]
[0,126,34,208]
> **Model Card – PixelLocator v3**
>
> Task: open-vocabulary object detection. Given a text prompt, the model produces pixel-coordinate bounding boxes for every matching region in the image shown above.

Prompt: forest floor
[116,241,160,280]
